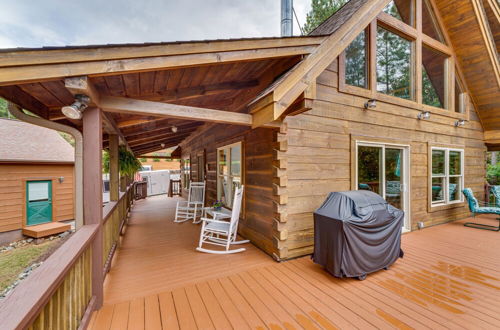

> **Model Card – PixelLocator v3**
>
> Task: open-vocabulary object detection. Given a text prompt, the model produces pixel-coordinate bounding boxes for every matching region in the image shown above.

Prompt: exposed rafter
[137,79,259,103]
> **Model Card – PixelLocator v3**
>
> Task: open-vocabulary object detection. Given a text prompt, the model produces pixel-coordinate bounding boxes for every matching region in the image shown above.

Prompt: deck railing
[0,184,135,330]
[102,186,134,274]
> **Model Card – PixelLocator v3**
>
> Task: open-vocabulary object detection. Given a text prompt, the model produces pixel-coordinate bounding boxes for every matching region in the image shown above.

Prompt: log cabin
[0,118,74,244]
[0,0,498,328]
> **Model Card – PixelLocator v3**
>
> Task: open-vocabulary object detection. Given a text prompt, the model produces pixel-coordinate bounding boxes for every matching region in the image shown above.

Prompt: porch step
[22,222,71,239]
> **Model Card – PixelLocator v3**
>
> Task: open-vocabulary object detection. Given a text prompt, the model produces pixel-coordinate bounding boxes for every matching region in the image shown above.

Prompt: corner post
[83,107,104,308]
[109,134,119,201]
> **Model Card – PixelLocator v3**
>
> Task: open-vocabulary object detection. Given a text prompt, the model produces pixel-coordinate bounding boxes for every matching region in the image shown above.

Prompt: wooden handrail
[0,224,98,330]
[103,184,133,223]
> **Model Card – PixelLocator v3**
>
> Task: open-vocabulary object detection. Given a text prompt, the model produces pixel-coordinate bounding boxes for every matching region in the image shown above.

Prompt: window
[217,142,242,207]
[345,30,368,88]
[422,0,445,42]
[376,26,413,100]
[383,0,414,26]
[182,158,190,189]
[422,46,448,108]
[431,147,463,205]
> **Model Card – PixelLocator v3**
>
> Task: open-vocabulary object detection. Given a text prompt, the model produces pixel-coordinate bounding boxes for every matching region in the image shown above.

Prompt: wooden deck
[102,195,275,305]
[90,197,500,329]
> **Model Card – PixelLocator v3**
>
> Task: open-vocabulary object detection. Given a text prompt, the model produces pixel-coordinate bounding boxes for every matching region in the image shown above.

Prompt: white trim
[430,147,464,206]
[216,141,242,208]
[355,140,411,231]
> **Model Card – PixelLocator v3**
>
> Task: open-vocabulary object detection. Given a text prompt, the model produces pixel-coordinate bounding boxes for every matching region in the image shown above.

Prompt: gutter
[8,103,84,229]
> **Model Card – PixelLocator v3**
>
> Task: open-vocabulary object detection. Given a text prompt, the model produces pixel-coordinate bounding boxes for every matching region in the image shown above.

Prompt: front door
[356,143,410,231]
[26,180,53,226]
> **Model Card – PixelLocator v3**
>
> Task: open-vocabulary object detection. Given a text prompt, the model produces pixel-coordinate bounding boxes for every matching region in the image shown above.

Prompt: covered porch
[91,195,500,329]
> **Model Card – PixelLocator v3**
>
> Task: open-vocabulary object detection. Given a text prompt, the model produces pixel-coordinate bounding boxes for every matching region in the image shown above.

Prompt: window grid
[341,0,464,114]
[431,147,464,206]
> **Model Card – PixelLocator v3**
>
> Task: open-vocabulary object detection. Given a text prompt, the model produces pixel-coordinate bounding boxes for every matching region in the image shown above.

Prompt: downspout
[8,102,84,229]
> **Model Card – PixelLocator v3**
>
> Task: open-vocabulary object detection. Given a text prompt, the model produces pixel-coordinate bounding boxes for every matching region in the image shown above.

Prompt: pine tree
[303,0,348,34]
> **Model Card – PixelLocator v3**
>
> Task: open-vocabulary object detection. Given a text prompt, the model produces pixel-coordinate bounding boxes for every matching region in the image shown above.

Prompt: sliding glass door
[357,142,410,230]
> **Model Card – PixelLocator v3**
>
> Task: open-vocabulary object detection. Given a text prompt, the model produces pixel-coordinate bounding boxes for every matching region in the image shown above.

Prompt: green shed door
[26,180,53,226]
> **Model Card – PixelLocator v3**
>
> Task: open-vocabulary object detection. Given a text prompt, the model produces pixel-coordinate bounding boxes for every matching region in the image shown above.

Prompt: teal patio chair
[491,185,500,208]
[462,188,500,231]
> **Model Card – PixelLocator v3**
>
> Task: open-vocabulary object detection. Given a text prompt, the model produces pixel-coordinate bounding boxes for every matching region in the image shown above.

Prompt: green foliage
[153,158,160,162]
[103,147,142,176]
[303,0,348,35]
[422,68,442,108]
[0,98,11,118]
[58,132,75,147]
[487,164,500,185]
[345,31,367,88]
[139,158,147,162]
[376,26,411,100]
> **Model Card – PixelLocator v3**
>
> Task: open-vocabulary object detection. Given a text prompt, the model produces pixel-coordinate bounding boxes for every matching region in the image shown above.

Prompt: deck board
[91,196,500,329]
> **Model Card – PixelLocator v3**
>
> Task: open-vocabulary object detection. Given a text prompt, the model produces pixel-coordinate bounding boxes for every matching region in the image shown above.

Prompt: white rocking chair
[174,181,206,223]
[196,186,249,254]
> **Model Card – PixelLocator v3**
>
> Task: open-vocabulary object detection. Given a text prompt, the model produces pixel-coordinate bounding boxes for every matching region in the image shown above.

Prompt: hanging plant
[119,146,142,177]
[102,147,142,177]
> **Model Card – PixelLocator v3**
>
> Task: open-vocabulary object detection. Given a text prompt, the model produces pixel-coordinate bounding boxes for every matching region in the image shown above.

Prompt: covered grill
[312,190,404,280]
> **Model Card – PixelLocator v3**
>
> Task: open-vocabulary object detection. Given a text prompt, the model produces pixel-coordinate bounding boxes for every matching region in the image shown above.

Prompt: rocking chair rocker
[174,181,206,223]
[196,186,249,254]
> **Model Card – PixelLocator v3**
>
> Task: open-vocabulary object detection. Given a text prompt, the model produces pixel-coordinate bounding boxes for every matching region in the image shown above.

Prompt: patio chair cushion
[462,188,500,215]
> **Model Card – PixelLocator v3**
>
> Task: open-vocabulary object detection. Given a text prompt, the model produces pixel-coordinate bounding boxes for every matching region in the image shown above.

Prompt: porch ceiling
[0,36,315,154]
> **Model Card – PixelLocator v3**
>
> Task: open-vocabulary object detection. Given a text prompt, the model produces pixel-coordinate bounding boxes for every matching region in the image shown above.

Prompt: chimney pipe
[281,0,293,37]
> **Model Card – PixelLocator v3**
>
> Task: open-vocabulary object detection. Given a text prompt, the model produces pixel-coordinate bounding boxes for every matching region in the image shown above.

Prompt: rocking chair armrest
[200,217,229,224]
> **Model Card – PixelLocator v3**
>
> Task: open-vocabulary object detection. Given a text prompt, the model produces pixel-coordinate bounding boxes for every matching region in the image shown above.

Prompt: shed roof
[0,118,74,163]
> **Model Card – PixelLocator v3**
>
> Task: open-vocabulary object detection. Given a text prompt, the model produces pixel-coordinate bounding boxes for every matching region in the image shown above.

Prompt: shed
[0,118,74,243]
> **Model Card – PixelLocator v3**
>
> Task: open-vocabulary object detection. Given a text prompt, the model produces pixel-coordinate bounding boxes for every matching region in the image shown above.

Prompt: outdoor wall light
[171,126,178,133]
[455,119,467,127]
[417,111,431,120]
[161,143,165,148]
[61,94,90,120]
[58,176,64,183]
[364,99,376,110]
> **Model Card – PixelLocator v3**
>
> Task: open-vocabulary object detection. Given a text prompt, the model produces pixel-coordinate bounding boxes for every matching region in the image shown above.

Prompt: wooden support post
[109,134,119,201]
[83,107,103,309]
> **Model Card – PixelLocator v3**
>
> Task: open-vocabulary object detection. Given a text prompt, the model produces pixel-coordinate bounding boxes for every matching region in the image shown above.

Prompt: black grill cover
[312,190,404,278]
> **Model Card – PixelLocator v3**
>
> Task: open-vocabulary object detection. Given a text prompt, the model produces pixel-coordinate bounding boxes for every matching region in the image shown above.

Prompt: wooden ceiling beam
[133,140,185,154]
[100,96,253,126]
[128,132,194,148]
[123,123,202,141]
[126,127,200,146]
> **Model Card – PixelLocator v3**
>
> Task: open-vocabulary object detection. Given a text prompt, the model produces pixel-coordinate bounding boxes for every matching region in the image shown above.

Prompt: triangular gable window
[383,0,414,26]
[422,0,445,43]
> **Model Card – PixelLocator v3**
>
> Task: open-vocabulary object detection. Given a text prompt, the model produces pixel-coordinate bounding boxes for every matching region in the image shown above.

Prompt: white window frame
[430,147,464,206]
[182,157,190,189]
[216,142,242,208]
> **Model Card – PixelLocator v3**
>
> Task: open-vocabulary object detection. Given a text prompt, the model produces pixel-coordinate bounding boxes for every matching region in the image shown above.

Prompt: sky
[0,0,311,49]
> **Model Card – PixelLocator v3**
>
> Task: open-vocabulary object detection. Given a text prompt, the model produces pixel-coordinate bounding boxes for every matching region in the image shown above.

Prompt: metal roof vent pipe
[281,0,293,37]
